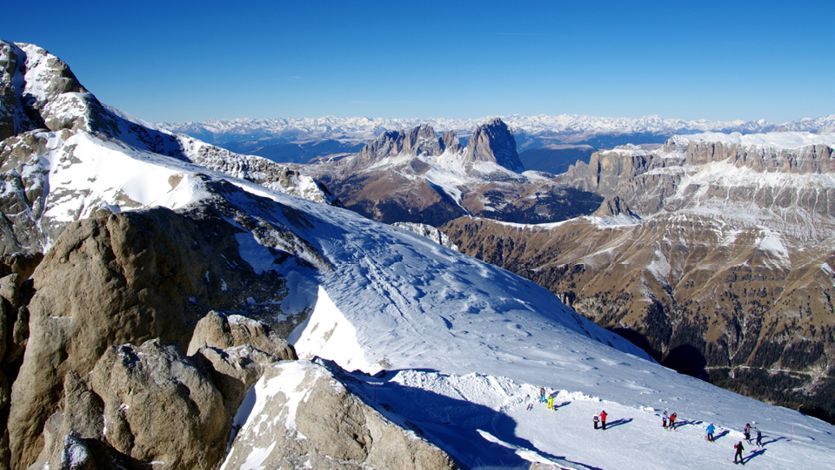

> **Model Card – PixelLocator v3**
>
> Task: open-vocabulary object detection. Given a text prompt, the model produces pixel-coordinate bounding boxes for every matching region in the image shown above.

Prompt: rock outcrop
[463,118,524,172]
[3,204,313,468]
[222,359,458,470]
[392,222,459,251]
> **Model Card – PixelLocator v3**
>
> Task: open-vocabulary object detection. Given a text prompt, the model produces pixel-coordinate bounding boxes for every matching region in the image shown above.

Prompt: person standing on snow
[526,395,534,411]
[669,412,676,431]
[733,441,745,464]
[743,423,751,443]
[547,395,554,410]
[540,387,546,403]
[755,428,762,447]
[706,423,715,442]
[600,410,608,430]
[593,413,600,430]
[662,411,668,428]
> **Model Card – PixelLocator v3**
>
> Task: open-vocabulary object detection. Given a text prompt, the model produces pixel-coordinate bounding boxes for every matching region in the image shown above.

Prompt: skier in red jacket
[600,410,608,430]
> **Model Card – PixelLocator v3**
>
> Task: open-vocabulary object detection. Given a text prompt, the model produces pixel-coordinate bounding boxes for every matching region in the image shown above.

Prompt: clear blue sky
[6,0,833,123]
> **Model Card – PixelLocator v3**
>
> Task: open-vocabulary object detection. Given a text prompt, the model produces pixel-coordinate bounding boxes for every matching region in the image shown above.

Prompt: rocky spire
[463,118,524,172]
[356,123,460,163]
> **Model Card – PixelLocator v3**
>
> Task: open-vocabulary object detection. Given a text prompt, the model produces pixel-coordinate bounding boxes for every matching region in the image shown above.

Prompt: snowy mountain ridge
[156,113,835,146]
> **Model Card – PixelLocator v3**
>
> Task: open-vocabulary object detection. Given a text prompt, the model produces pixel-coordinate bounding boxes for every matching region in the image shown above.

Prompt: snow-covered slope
[45,131,829,468]
[2,41,832,469]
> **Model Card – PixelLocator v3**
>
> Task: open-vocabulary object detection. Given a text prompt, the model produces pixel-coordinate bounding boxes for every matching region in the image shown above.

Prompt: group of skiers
[661,410,678,430]
[528,388,768,465]
[729,422,765,464]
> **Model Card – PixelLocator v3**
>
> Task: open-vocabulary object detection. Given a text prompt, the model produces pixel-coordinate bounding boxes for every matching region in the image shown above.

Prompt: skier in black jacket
[734,441,745,464]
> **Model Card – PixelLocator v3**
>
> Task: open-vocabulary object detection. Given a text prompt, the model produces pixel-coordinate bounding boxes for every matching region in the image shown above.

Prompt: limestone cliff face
[356,124,456,164]
[463,118,524,172]
[559,139,835,221]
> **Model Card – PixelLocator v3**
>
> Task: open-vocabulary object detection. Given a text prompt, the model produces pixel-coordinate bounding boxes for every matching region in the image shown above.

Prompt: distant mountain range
[158,114,835,151]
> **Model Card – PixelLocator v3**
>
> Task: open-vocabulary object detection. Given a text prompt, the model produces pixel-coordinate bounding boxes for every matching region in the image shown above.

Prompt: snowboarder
[600,410,608,430]
[540,387,546,403]
[743,423,751,443]
[669,412,676,431]
[593,413,600,430]
[755,428,762,447]
[733,441,745,464]
[662,410,668,428]
[547,395,554,410]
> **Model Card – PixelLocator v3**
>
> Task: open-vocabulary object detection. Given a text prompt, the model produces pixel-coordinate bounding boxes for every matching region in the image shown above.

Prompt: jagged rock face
[463,117,524,172]
[592,195,634,217]
[0,40,337,259]
[3,204,316,468]
[307,118,606,226]
[559,140,835,228]
[356,124,450,163]
[222,360,458,470]
[25,308,294,470]
[0,42,117,139]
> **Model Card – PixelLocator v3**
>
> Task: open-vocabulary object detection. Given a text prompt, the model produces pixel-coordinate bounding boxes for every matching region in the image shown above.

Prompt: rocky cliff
[305,118,602,226]
[0,40,336,257]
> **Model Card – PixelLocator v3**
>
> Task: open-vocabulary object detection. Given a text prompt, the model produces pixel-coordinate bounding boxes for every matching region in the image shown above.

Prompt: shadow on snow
[340,364,601,470]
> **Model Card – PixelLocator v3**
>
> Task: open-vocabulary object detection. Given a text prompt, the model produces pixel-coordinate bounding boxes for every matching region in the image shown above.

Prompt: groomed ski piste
[18,121,834,469]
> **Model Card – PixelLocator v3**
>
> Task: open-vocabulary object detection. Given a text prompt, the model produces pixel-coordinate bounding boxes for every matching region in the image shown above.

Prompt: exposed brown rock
[222,360,458,470]
[186,310,296,360]
[90,340,229,469]
[5,205,302,468]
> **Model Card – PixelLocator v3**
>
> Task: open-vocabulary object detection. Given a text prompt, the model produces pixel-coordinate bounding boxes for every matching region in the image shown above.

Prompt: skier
[593,413,600,430]
[600,410,608,430]
[662,410,668,428]
[526,395,533,411]
[540,387,546,403]
[706,423,715,442]
[669,412,676,431]
[755,428,762,447]
[743,423,751,443]
[733,441,745,464]
[547,395,554,410]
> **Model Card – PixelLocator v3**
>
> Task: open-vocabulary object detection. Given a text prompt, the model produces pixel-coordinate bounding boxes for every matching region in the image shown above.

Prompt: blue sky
[6,0,833,123]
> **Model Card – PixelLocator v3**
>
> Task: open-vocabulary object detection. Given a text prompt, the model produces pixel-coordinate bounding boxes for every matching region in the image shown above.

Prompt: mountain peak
[463,118,524,172]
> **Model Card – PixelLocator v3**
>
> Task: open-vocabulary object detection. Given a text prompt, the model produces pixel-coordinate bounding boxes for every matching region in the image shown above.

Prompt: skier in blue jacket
[706,423,715,442]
